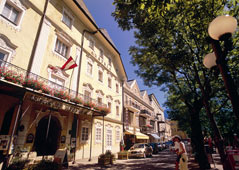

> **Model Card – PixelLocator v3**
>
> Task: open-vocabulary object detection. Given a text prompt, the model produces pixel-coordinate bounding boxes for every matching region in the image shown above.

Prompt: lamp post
[203,15,239,122]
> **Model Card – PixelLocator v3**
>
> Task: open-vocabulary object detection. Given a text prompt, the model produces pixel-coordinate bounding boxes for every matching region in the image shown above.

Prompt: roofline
[73,0,128,80]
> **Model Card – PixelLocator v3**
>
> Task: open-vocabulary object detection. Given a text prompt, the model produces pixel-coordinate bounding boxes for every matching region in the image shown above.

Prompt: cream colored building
[0,0,126,162]
[170,120,188,140]
[164,120,172,142]
[149,94,165,142]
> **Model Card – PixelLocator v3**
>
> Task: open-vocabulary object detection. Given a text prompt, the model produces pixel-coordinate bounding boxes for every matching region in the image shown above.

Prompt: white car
[128,143,153,158]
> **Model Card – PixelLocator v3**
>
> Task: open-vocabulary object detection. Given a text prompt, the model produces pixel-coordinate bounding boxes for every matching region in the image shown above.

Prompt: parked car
[148,143,159,154]
[157,143,163,151]
[128,143,153,158]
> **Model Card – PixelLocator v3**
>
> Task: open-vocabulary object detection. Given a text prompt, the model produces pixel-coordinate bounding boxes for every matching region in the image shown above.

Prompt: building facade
[123,80,163,149]
[0,0,127,163]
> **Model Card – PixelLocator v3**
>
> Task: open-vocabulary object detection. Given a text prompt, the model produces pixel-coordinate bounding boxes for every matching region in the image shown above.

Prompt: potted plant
[2,70,23,85]
[117,150,128,160]
[70,97,83,105]
[83,101,95,108]
[53,89,69,100]
[98,150,115,165]
[23,78,43,90]
[41,84,51,94]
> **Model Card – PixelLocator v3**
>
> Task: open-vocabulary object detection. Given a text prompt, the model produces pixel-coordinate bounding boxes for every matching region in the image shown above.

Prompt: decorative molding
[96,89,104,96]
[114,99,121,104]
[83,82,94,90]
[0,34,17,62]
[106,95,113,101]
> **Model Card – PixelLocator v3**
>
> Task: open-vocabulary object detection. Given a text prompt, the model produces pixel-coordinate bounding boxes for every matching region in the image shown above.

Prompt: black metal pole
[88,113,94,161]
[72,114,79,164]
[211,39,239,122]
[102,115,105,154]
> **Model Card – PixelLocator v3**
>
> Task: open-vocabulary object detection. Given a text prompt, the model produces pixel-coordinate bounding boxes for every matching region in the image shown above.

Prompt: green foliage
[112,0,239,168]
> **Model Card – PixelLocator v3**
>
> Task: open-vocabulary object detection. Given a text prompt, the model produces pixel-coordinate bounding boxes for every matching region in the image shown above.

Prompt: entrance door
[34,115,61,156]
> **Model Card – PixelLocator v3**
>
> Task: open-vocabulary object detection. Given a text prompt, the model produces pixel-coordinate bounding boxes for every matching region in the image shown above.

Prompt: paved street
[68,149,186,170]
[67,149,223,170]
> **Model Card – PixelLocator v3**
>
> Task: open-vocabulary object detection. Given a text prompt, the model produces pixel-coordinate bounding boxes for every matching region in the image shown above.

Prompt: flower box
[23,78,43,90]
[2,70,23,84]
[83,101,95,108]
[70,97,83,105]
[117,151,128,160]
[98,150,116,166]
[53,90,69,100]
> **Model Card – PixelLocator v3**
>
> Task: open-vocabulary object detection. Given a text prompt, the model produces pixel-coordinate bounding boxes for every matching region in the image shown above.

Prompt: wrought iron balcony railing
[0,59,108,113]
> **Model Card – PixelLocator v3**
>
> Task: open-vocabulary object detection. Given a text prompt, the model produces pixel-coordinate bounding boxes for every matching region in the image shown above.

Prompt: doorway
[34,115,61,156]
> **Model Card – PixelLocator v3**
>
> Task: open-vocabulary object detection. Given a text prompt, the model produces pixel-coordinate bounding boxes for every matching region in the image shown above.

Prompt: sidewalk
[66,150,223,170]
[187,153,223,170]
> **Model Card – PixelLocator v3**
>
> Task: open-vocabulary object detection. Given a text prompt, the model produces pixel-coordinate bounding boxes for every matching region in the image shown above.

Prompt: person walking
[173,135,188,170]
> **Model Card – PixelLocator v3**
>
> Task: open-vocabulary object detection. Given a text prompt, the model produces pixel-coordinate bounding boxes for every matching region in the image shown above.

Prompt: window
[81,127,89,141]
[87,62,92,75]
[98,70,103,82]
[108,102,111,112]
[89,38,94,50]
[62,10,72,28]
[106,129,112,147]
[99,49,103,60]
[50,74,65,89]
[54,38,69,58]
[116,84,119,93]
[97,97,102,105]
[108,57,112,66]
[115,129,120,142]
[108,77,112,88]
[116,106,119,116]
[0,51,8,66]
[2,2,19,25]
[95,126,102,143]
[84,90,91,103]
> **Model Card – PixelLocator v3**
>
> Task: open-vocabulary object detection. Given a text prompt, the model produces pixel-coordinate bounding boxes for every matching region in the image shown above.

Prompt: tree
[112,0,239,169]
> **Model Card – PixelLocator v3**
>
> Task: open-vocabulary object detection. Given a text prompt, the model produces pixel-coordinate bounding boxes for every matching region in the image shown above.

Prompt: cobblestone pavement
[66,149,222,170]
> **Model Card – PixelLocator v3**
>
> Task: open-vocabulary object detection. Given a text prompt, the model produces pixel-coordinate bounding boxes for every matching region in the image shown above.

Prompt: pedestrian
[173,135,188,170]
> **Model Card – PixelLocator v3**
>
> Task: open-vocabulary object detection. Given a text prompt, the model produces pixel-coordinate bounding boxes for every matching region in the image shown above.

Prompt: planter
[98,157,111,166]
[117,151,128,160]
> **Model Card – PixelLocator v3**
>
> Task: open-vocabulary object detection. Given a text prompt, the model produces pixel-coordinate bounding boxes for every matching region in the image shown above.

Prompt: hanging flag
[61,56,77,71]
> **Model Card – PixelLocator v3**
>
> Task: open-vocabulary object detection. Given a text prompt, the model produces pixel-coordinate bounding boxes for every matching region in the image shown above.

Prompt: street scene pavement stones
[66,149,222,170]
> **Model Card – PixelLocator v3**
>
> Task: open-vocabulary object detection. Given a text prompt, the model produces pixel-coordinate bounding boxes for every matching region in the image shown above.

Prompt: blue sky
[84,0,167,113]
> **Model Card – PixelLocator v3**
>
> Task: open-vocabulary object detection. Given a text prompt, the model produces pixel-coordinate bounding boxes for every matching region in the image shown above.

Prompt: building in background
[149,94,165,143]
[0,0,127,163]
[170,120,188,140]
[164,120,172,142]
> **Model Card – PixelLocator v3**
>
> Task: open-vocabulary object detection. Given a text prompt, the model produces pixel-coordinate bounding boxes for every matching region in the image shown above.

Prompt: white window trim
[80,125,90,144]
[97,65,104,83]
[0,0,26,30]
[105,125,113,150]
[0,34,17,64]
[61,7,74,29]
[115,104,120,117]
[53,32,72,61]
[115,127,121,143]
[86,56,94,77]
[98,48,104,62]
[88,36,95,50]
[95,122,102,144]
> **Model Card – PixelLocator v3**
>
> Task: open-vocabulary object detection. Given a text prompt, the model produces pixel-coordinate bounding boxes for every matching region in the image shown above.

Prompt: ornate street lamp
[203,15,239,121]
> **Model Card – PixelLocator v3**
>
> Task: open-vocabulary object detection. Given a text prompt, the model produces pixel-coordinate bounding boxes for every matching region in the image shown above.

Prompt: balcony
[124,100,140,112]
[140,125,154,134]
[140,109,151,117]
[0,59,109,115]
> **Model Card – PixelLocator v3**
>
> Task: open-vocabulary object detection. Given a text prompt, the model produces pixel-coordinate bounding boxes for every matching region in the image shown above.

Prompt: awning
[150,134,160,140]
[135,132,149,140]
[124,130,134,135]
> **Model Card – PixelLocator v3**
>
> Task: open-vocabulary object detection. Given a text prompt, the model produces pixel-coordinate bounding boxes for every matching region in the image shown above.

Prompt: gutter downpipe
[76,29,98,94]
[27,0,49,73]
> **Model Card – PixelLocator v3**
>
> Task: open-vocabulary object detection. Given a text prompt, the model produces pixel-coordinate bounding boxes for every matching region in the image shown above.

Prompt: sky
[84,0,168,115]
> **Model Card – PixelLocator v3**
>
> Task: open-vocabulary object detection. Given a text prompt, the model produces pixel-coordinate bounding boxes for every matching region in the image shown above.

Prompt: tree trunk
[190,110,211,169]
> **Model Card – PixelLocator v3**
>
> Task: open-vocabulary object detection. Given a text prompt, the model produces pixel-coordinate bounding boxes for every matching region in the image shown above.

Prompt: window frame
[81,126,89,142]
[88,37,95,50]
[0,0,25,28]
[95,125,102,144]
[62,8,73,29]
[86,57,93,76]
[54,38,70,59]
